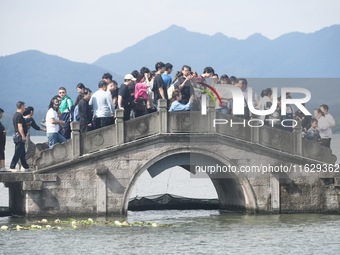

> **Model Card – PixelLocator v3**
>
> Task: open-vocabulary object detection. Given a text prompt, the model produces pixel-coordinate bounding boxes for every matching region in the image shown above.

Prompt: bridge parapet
[301,139,336,163]
[35,140,73,169]
[125,112,160,142]
[34,99,337,170]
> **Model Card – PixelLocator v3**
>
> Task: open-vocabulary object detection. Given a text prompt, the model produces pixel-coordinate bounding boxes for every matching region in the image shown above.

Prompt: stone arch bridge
[0,100,339,216]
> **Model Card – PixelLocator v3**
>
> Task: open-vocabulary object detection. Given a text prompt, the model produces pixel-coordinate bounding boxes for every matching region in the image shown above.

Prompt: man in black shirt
[78,88,93,133]
[118,74,136,121]
[152,62,168,107]
[10,101,30,171]
[176,65,194,104]
[107,80,119,109]
[23,106,46,132]
[75,83,85,106]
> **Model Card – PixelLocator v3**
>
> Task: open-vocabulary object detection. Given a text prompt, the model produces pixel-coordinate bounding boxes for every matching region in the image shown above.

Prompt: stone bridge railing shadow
[34,99,337,170]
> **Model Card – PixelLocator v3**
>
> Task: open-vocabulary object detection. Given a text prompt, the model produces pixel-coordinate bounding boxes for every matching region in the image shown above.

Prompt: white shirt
[89,90,115,118]
[258,96,272,120]
[325,113,336,138]
[317,116,330,139]
[46,108,60,133]
[214,84,234,109]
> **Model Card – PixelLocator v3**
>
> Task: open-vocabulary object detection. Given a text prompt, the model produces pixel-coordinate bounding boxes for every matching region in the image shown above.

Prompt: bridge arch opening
[122,150,257,214]
[128,166,219,211]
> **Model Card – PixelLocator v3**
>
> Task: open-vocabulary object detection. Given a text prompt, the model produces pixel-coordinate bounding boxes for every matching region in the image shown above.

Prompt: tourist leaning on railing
[305,118,321,142]
[169,90,194,112]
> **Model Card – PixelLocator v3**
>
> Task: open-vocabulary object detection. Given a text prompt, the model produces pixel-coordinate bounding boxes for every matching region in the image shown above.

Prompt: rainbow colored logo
[196,82,222,115]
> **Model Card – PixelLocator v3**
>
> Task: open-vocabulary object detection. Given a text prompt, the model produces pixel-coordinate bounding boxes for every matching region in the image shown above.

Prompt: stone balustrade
[34,99,337,170]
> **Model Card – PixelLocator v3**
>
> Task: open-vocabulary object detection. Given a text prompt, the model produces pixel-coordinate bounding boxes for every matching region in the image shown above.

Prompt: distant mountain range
[94,24,340,78]
[0,50,122,112]
[0,24,340,134]
[0,50,121,133]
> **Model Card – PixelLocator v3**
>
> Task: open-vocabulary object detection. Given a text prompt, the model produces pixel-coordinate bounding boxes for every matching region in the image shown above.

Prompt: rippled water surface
[1,211,340,254]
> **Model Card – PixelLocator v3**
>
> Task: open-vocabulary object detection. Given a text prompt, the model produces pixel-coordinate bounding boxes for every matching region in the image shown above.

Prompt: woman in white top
[315,108,331,147]
[46,97,66,148]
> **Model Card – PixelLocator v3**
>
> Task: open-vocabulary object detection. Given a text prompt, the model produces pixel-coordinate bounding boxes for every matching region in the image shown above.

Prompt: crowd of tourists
[0,61,337,171]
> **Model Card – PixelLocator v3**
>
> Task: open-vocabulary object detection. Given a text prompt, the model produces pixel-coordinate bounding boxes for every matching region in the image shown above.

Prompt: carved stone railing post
[293,118,302,155]
[207,98,216,133]
[250,113,260,144]
[158,99,168,133]
[115,109,125,144]
[71,122,80,158]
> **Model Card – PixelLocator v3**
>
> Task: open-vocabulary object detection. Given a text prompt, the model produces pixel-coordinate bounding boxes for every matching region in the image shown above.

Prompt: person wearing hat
[46,96,66,148]
[118,74,136,121]
[89,79,115,129]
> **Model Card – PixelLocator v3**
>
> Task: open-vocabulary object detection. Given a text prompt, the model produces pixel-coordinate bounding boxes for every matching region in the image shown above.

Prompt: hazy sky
[1,0,340,63]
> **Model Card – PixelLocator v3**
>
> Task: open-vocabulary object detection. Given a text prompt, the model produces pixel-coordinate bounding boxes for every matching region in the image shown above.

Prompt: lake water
[0,135,340,254]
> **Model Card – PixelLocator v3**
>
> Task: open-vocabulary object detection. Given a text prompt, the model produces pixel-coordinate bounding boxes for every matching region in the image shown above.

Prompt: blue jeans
[47,133,67,148]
